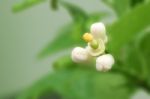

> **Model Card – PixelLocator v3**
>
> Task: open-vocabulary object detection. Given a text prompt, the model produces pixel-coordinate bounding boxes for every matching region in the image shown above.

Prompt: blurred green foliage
[17,67,134,99]
[12,0,46,12]
[12,0,150,99]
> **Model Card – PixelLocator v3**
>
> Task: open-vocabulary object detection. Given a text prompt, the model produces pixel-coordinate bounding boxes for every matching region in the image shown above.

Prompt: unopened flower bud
[96,54,114,72]
[71,47,90,63]
[90,22,108,43]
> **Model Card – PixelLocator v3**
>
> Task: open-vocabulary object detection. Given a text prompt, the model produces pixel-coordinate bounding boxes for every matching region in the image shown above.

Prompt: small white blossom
[71,47,90,63]
[90,22,108,43]
[86,39,105,56]
[96,54,115,72]
[71,22,115,72]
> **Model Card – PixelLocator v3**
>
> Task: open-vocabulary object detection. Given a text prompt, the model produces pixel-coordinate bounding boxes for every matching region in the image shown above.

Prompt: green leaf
[111,29,150,88]
[38,23,85,58]
[17,67,134,99]
[60,1,88,21]
[102,0,130,16]
[138,31,150,66]
[119,30,150,90]
[12,0,46,12]
[136,30,150,79]
[107,2,150,58]
[136,31,150,90]
[53,55,74,70]
[121,44,147,80]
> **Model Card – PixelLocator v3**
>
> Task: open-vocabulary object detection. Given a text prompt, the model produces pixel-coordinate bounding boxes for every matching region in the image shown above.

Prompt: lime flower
[71,22,115,71]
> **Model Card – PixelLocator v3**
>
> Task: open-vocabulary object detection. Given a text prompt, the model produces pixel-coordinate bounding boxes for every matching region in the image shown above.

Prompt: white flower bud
[86,39,105,56]
[90,22,108,43]
[96,54,115,72]
[71,47,90,63]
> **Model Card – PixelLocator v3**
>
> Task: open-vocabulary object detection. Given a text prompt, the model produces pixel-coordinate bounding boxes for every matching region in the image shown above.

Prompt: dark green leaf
[130,0,144,7]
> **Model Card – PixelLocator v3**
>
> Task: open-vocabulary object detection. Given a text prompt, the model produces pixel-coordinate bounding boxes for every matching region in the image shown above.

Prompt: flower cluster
[71,22,115,72]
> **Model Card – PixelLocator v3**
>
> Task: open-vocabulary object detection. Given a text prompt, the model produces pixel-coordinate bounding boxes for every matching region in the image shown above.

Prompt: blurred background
[0,0,150,99]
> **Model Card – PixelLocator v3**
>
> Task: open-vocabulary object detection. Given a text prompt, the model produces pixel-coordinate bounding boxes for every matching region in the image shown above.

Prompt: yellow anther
[82,33,93,42]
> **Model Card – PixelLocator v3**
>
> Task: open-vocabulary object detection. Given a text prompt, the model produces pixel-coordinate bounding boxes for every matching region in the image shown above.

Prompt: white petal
[103,34,108,44]
[86,39,105,56]
[90,22,106,40]
[71,47,90,63]
[96,54,115,71]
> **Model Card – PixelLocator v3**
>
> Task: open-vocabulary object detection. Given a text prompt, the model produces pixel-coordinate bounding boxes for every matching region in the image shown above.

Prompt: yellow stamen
[82,33,93,42]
